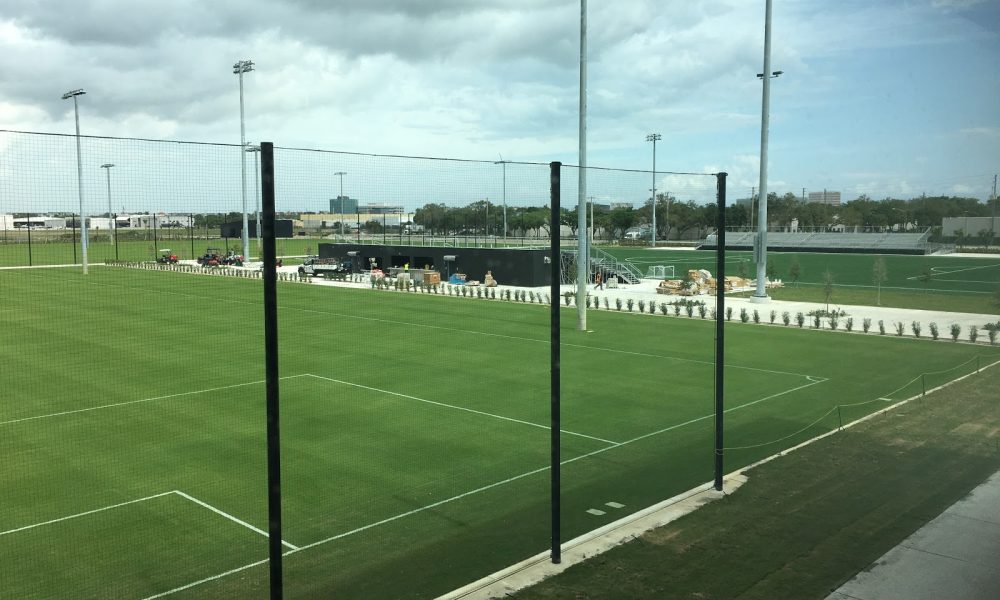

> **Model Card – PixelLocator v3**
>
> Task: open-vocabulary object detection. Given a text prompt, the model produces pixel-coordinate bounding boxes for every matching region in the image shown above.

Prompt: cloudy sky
[1,0,998,213]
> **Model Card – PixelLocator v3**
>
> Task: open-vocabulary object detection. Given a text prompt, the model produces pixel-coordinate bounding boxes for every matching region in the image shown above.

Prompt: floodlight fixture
[61,89,86,100]
[233,60,255,74]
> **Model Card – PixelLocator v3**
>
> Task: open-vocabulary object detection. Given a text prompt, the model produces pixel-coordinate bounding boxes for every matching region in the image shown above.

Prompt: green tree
[823,269,835,312]
[789,258,801,287]
[872,257,888,306]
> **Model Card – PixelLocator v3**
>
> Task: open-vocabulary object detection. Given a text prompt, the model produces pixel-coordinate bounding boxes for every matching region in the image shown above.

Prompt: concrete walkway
[826,469,1000,600]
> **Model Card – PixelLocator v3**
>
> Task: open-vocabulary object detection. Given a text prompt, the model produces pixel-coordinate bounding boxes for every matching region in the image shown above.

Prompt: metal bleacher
[700,228,932,255]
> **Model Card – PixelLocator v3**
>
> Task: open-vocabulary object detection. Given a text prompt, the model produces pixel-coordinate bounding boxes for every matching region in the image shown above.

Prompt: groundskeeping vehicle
[298,256,348,277]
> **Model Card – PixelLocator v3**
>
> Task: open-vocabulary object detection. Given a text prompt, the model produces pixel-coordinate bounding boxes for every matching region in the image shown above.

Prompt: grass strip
[514,364,1000,600]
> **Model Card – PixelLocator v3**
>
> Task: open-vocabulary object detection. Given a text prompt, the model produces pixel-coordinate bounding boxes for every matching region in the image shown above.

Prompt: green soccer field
[1,267,997,599]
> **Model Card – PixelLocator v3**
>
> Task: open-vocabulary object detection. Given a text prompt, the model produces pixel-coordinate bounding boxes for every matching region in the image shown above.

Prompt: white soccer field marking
[0,374,311,427]
[304,373,620,445]
[0,491,174,537]
[1,490,297,550]
[173,491,298,550]
[143,375,829,599]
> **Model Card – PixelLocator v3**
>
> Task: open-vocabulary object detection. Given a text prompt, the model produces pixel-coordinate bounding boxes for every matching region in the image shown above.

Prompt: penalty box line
[0,374,312,427]
[145,375,829,600]
[0,490,297,550]
[304,373,619,445]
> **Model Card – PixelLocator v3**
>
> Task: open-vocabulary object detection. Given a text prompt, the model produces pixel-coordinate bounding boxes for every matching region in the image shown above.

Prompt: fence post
[714,172,728,492]
[260,142,284,599]
[549,161,562,565]
[837,406,843,431]
[922,374,926,397]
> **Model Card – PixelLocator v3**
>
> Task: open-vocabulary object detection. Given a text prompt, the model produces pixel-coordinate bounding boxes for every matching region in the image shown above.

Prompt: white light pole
[495,158,509,240]
[246,144,261,250]
[753,0,782,302]
[335,171,347,237]
[63,89,88,274]
[233,59,254,262]
[101,163,114,244]
[646,133,661,248]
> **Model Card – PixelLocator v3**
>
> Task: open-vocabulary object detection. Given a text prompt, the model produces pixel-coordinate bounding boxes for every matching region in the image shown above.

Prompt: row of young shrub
[364,277,1000,345]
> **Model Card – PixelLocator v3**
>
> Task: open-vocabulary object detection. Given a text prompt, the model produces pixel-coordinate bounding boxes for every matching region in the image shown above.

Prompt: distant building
[610,202,634,210]
[329,196,358,214]
[941,216,1000,237]
[808,191,841,206]
[0,214,13,230]
[359,203,404,215]
[12,216,66,229]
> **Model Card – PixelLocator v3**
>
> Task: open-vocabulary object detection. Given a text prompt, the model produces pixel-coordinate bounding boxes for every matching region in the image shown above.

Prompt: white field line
[304,373,619,445]
[173,491,298,551]
[927,263,1000,276]
[0,374,310,427]
[145,376,827,599]
[141,559,270,600]
[31,273,820,379]
[0,491,174,537]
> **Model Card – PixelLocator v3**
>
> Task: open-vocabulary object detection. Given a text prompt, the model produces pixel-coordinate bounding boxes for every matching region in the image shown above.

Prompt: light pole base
[749,294,771,304]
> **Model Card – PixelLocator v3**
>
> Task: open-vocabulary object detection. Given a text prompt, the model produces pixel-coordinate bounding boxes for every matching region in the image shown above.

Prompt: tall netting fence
[4,129,999,600]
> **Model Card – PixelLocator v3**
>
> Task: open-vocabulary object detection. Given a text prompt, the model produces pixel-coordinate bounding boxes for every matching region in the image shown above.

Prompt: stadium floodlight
[752,0,780,303]
[245,144,261,248]
[335,171,347,237]
[233,59,254,262]
[646,133,661,249]
[63,89,88,274]
[100,163,115,244]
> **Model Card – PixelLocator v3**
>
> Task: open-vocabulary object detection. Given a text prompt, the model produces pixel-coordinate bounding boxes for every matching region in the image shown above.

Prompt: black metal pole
[261,142,284,599]
[27,214,34,266]
[70,214,76,264]
[714,172,728,492]
[114,213,120,261]
[549,161,562,564]
[189,213,195,260]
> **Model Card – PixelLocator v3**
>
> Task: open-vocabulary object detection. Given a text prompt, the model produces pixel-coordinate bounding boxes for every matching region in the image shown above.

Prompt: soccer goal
[645,265,675,279]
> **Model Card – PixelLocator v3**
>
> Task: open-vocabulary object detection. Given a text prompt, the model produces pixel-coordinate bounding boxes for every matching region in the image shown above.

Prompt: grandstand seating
[700,229,932,254]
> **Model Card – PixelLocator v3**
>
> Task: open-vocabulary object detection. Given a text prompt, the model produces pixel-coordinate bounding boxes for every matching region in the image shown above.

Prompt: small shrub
[638,300,646,313]
[894,321,905,336]
[879,320,886,335]
[988,328,998,346]
[910,321,921,337]
[490,289,496,299]
[782,311,791,326]
[476,287,483,298]
[649,302,656,314]
[711,308,717,320]
[603,297,610,310]
[862,318,871,333]
[529,291,535,303]
[726,307,733,321]
[461,286,468,297]
[673,303,681,316]
[969,325,979,343]
[845,317,853,332]
[615,298,623,311]
[949,323,961,341]
[505,289,511,301]
[929,322,939,340]
[812,314,821,329]
[659,302,669,315]
[685,302,694,317]
[752,309,761,324]
[740,308,749,323]
[698,304,707,319]
[564,292,572,306]
[796,312,805,328]
[769,309,777,324]
[626,298,634,312]
[829,315,839,330]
